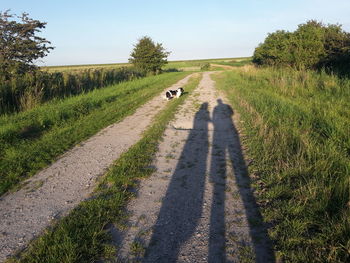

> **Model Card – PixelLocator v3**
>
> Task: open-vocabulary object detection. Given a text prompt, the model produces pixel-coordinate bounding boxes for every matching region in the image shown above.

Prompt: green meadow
[40,57,251,72]
[214,66,350,262]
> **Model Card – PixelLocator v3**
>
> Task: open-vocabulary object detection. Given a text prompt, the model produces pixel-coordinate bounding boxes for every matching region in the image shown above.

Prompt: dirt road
[111,72,275,262]
[0,74,194,262]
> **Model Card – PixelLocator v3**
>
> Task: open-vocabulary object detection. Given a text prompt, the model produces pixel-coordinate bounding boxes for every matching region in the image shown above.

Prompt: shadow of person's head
[200,102,209,111]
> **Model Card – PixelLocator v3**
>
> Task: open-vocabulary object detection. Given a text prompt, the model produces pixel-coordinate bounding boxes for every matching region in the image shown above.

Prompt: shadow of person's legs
[143,103,210,263]
[226,119,275,262]
[208,100,229,262]
[209,99,275,263]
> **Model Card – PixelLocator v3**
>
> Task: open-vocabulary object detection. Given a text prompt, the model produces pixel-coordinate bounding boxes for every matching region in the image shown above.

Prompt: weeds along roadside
[8,74,201,263]
[0,72,190,196]
[213,68,350,263]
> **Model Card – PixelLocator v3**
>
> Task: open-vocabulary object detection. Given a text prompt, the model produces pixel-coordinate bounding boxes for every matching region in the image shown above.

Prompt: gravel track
[0,74,194,262]
[111,72,275,262]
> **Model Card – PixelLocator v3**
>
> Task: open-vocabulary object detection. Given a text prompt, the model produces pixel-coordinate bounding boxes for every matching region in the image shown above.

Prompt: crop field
[41,62,130,73]
[163,57,251,71]
[40,57,251,73]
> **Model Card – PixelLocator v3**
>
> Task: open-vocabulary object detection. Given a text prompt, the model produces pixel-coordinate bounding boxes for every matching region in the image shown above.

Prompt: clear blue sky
[2,0,350,66]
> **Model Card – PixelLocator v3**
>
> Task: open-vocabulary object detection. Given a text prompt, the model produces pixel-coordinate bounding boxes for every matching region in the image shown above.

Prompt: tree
[129,36,170,75]
[0,10,53,79]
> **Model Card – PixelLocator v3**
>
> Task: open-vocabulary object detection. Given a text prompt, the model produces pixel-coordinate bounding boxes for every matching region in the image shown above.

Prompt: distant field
[41,57,252,72]
[160,57,251,71]
[212,59,252,67]
[41,62,130,72]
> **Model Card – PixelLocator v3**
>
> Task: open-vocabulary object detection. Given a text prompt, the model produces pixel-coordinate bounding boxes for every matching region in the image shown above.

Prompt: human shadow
[143,100,274,262]
[208,99,275,263]
[143,103,210,262]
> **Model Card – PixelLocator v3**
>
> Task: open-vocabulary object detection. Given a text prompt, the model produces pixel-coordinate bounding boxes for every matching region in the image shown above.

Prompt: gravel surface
[111,72,275,262]
[0,74,194,262]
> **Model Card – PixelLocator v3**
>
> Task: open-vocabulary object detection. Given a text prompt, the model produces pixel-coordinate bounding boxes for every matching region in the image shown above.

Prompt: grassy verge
[213,68,349,262]
[0,72,190,196]
[8,73,201,263]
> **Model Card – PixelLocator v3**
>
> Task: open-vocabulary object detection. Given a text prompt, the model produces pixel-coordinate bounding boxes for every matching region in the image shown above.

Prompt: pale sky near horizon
[1,0,350,66]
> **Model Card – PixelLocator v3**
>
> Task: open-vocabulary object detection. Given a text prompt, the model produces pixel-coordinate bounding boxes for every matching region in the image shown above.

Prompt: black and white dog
[164,87,184,100]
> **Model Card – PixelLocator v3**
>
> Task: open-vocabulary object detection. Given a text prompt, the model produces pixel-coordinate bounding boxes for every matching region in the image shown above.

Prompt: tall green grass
[0,67,142,114]
[9,74,201,263]
[213,67,350,262]
[0,72,189,196]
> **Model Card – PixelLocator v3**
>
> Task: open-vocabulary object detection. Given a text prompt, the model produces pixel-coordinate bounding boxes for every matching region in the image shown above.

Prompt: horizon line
[39,56,252,68]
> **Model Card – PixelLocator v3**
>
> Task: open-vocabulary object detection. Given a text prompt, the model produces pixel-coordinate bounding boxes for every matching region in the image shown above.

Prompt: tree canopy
[253,20,350,74]
[0,10,53,79]
[129,36,170,75]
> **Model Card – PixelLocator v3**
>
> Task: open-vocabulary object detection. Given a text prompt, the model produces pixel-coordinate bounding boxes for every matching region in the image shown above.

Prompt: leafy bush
[253,20,350,74]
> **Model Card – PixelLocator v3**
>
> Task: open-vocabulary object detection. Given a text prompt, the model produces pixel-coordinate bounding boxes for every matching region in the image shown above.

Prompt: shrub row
[253,20,350,75]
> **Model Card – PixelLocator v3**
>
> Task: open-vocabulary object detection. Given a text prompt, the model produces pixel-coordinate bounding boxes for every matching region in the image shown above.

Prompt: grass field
[0,72,190,196]
[40,57,251,73]
[9,74,201,263]
[41,62,130,73]
[213,67,350,262]
[211,58,252,67]
[163,57,251,71]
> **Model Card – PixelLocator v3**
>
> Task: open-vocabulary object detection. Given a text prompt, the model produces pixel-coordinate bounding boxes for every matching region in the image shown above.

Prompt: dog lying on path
[164,87,184,100]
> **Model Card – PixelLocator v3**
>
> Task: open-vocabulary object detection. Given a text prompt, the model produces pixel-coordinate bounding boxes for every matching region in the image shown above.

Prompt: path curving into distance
[0,74,194,262]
